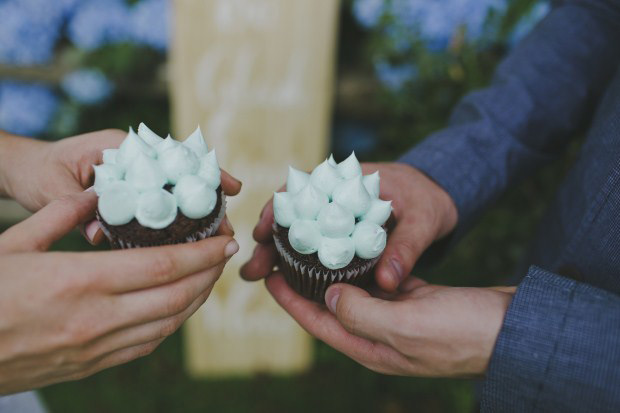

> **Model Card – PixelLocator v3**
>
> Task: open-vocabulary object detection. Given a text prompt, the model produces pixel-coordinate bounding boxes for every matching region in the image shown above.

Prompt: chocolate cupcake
[94,123,226,249]
[272,153,392,303]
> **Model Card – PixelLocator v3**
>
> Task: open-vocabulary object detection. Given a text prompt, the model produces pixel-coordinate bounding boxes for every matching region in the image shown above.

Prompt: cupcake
[94,123,226,249]
[272,152,392,302]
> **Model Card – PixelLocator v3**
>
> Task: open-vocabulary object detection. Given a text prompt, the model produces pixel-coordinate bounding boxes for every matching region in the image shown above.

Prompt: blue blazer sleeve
[399,1,620,238]
[482,267,620,411]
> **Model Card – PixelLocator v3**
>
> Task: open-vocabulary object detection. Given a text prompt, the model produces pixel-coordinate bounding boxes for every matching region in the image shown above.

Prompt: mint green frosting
[135,189,177,229]
[98,181,138,225]
[288,219,321,254]
[173,175,217,219]
[274,152,392,269]
[95,124,221,229]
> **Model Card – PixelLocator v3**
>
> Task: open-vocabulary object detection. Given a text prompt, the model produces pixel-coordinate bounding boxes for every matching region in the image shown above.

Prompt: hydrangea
[0,81,59,136]
[0,0,64,65]
[131,0,170,51]
[374,60,418,91]
[510,2,551,46]
[67,0,131,50]
[61,69,113,105]
[353,0,385,29]
[387,0,506,51]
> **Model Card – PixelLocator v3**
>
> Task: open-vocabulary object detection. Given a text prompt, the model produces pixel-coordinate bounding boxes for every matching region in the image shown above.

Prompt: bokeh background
[0,0,574,411]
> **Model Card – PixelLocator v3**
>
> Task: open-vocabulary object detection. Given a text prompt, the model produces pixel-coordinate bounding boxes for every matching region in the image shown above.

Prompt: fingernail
[389,258,403,285]
[225,240,240,258]
[85,220,101,243]
[325,287,341,313]
[223,216,235,234]
[84,186,95,193]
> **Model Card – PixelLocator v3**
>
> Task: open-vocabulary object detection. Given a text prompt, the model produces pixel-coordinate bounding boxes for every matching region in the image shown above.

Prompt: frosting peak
[137,122,163,146]
[183,126,208,156]
[336,151,362,180]
[294,183,329,220]
[286,166,310,194]
[159,144,200,185]
[310,159,342,199]
[116,127,156,167]
[332,175,371,218]
[124,151,167,193]
[173,175,217,219]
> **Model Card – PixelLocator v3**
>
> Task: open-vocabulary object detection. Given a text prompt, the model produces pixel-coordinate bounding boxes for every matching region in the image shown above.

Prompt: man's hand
[0,191,239,394]
[266,273,514,377]
[0,129,242,244]
[241,162,458,291]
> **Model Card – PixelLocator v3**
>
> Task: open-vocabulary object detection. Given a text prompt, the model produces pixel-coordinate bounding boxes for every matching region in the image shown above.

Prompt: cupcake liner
[99,194,227,249]
[273,225,380,303]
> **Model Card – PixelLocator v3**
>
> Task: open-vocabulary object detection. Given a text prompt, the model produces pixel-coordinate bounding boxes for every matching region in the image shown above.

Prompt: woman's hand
[0,129,243,244]
[241,162,458,291]
[0,129,125,212]
[0,191,239,394]
[265,273,514,377]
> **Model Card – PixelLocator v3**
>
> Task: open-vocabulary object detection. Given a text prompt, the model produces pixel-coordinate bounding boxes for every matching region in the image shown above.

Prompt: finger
[324,284,400,343]
[82,284,212,362]
[240,243,278,281]
[398,276,429,293]
[374,216,434,292]
[252,184,284,244]
[0,191,97,253]
[113,262,224,327]
[81,219,105,246]
[265,273,409,373]
[253,196,275,243]
[89,235,238,293]
[217,216,235,236]
[220,169,242,196]
[77,338,166,381]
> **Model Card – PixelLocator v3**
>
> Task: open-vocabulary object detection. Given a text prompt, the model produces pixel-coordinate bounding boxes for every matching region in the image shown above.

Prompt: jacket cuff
[481,266,620,411]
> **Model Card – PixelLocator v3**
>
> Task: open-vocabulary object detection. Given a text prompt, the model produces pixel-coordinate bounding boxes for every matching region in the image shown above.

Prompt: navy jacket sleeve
[399,1,620,237]
[397,2,620,410]
[482,267,620,411]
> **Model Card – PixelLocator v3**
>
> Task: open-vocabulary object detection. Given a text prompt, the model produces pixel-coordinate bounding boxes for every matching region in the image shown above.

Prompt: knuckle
[63,321,96,347]
[166,288,192,315]
[149,253,177,281]
[337,297,360,335]
[159,317,181,338]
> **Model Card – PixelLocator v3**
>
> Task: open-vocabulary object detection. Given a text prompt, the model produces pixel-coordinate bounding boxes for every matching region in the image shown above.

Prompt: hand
[0,129,125,212]
[241,162,458,291]
[0,130,243,244]
[265,273,515,377]
[0,191,239,394]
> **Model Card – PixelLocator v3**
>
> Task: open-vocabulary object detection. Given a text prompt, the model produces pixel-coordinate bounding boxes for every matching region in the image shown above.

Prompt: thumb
[325,283,398,343]
[374,216,434,292]
[0,191,98,253]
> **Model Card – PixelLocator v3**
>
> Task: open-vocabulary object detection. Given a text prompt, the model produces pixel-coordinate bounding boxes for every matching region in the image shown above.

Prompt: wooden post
[170,0,339,376]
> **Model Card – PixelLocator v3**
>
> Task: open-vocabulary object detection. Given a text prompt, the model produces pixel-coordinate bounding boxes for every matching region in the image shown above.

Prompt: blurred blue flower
[374,60,418,91]
[67,0,131,50]
[61,69,113,105]
[388,0,506,51]
[131,0,171,51]
[353,0,385,29]
[0,0,64,65]
[510,2,551,46]
[0,81,59,136]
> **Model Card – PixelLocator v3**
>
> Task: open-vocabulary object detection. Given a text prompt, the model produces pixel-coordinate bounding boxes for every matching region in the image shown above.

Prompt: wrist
[0,132,47,200]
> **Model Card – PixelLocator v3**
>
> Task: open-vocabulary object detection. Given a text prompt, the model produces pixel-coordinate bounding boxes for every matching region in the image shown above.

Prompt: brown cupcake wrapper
[99,194,227,249]
[273,227,380,303]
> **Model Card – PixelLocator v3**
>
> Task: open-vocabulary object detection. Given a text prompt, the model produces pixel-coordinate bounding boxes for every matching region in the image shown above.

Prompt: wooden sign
[170,0,339,376]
